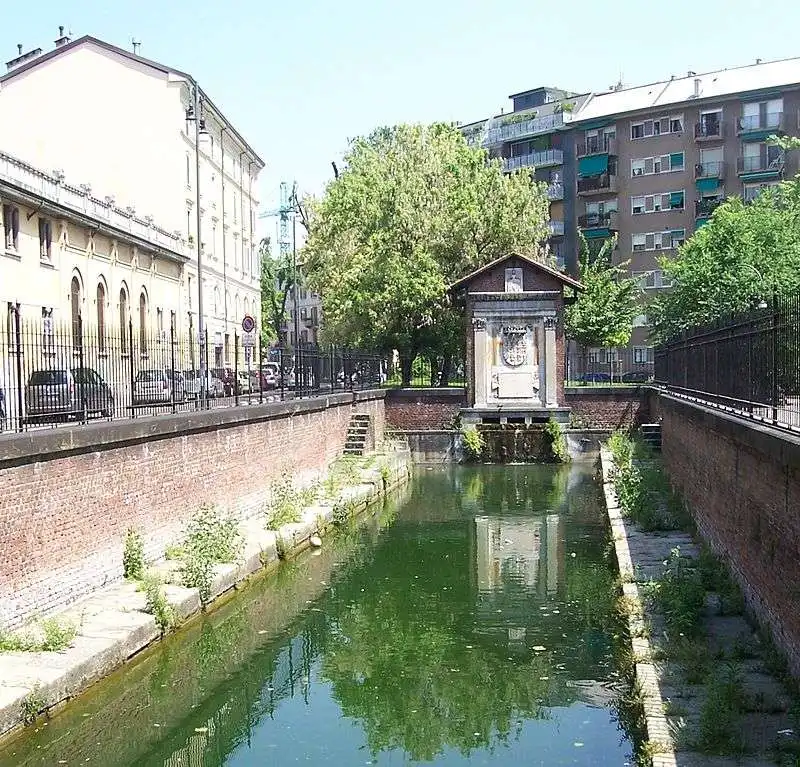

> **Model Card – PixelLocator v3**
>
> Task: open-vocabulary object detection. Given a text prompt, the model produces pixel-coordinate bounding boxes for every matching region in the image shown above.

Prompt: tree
[302,123,551,383]
[565,233,639,351]
[258,237,298,344]
[648,169,800,342]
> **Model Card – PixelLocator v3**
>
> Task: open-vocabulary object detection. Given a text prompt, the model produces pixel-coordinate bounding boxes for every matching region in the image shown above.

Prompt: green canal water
[0,464,633,766]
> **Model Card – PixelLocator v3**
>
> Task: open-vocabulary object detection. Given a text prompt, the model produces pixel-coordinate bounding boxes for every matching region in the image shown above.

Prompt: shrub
[141,576,175,634]
[40,618,77,652]
[123,527,145,580]
[265,474,303,530]
[543,418,570,463]
[461,425,484,461]
[652,547,706,638]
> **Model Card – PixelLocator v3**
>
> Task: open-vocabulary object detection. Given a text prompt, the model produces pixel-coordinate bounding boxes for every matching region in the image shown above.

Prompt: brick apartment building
[462,56,800,365]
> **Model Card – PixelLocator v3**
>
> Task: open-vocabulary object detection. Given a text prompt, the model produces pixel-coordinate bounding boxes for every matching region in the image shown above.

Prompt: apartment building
[464,56,800,361]
[0,31,265,367]
[461,86,592,271]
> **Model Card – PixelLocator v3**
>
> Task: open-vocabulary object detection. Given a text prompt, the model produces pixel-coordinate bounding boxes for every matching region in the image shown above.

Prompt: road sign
[243,332,256,348]
[241,314,256,333]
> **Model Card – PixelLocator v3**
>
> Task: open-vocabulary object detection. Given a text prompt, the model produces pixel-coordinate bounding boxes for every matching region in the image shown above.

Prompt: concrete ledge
[0,448,411,742]
[385,387,467,403]
[0,389,387,468]
[565,385,648,398]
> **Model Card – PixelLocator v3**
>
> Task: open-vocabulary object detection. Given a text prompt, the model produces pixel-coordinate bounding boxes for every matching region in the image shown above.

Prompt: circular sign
[241,314,256,333]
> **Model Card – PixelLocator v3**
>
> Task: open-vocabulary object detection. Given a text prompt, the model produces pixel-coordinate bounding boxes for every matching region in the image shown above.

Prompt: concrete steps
[639,422,662,451]
[343,413,370,456]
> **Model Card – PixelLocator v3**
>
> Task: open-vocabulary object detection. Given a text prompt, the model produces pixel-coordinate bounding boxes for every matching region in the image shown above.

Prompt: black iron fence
[654,294,800,430]
[385,352,466,388]
[0,308,385,433]
[566,348,655,385]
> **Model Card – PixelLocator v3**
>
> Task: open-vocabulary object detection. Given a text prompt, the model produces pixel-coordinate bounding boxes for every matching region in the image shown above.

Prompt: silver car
[183,370,224,398]
[133,369,186,405]
[25,367,114,421]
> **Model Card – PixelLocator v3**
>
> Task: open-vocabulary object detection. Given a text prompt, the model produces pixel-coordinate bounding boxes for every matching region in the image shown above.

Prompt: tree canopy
[564,234,639,349]
[258,237,297,344]
[649,168,800,342]
[302,123,551,377]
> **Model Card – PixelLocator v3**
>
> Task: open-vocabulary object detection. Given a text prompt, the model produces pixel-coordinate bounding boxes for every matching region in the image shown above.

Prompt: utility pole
[193,82,207,408]
[291,182,301,396]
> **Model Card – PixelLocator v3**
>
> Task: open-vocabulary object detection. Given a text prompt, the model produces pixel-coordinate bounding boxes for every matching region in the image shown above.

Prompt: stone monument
[450,252,582,425]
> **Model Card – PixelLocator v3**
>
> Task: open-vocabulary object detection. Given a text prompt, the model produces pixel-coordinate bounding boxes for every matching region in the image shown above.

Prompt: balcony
[577,173,616,196]
[0,151,186,258]
[578,210,618,231]
[546,181,564,201]
[576,137,617,158]
[736,153,785,176]
[695,197,725,219]
[548,220,565,237]
[487,112,568,145]
[694,160,725,178]
[694,121,725,141]
[503,149,563,172]
[737,112,785,135]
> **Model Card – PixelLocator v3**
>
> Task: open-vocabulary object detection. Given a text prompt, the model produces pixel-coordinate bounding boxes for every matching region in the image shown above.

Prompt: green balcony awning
[669,191,684,207]
[696,177,721,192]
[670,152,684,167]
[583,228,610,239]
[695,218,709,229]
[578,154,608,177]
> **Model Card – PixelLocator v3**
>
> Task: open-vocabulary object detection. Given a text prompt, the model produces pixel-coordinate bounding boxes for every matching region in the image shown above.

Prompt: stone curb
[0,449,412,742]
[600,447,677,767]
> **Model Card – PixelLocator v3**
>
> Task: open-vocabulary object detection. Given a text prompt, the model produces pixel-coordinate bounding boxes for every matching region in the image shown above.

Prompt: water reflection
[0,465,629,766]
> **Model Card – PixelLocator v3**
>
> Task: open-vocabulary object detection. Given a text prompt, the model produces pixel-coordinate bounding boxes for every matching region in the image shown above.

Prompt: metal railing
[695,197,725,218]
[737,153,785,174]
[548,220,565,236]
[694,121,725,140]
[504,149,564,172]
[546,181,564,200]
[577,173,616,195]
[487,112,567,144]
[0,309,385,434]
[737,111,784,133]
[0,151,186,256]
[654,294,800,431]
[694,160,725,178]
[566,349,654,385]
[578,210,617,229]
[385,353,465,388]
[576,137,617,157]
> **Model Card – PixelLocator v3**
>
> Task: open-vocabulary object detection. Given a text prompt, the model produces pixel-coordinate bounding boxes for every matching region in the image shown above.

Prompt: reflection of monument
[450,252,582,424]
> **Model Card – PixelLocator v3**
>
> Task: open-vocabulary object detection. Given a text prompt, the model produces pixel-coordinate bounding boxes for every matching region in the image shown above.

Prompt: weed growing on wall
[0,618,76,654]
[697,664,746,755]
[123,527,145,580]
[647,547,706,638]
[20,683,44,725]
[140,576,175,634]
[543,419,571,463]
[265,474,304,530]
[461,425,484,461]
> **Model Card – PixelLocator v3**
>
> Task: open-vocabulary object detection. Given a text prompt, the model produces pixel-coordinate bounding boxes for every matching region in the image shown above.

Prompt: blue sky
[3,0,799,238]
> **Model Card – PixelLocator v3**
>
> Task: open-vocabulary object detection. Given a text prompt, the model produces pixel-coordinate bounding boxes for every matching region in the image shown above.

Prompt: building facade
[463,56,800,366]
[0,32,264,367]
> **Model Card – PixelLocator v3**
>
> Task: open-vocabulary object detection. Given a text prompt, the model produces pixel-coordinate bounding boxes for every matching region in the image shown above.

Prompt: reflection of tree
[321,585,560,761]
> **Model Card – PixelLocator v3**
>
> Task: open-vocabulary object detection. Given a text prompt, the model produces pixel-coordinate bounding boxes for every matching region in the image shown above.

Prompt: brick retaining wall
[385,388,466,430]
[565,386,650,429]
[0,391,385,629]
[655,392,800,677]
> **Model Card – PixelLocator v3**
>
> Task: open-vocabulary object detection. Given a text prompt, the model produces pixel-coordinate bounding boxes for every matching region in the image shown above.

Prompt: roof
[574,55,800,123]
[0,36,264,168]
[449,252,583,291]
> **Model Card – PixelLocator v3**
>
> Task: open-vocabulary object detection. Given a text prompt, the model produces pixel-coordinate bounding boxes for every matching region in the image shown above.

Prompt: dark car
[25,367,114,422]
[621,370,654,384]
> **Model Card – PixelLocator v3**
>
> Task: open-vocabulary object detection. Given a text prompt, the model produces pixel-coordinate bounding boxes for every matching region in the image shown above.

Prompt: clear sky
[3,0,799,238]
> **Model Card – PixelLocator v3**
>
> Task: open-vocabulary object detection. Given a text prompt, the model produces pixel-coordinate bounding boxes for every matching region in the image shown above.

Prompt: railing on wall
[566,349,654,386]
[0,309,385,434]
[654,294,800,431]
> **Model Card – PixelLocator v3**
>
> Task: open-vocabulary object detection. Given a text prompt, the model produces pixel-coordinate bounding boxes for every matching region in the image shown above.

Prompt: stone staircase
[343,413,371,456]
[639,422,662,452]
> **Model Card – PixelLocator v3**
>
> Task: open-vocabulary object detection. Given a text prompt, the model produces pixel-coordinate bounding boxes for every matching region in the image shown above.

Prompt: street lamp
[186,82,209,406]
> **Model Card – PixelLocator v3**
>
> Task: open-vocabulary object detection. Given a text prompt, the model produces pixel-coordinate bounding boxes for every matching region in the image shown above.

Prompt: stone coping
[565,385,649,397]
[0,448,411,742]
[384,387,467,400]
[600,448,678,767]
[0,389,387,468]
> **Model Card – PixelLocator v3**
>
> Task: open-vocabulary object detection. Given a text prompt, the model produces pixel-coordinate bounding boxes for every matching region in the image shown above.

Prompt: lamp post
[290,182,301,396]
[186,82,208,407]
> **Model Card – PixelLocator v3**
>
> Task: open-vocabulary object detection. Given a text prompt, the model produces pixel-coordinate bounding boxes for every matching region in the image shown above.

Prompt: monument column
[472,317,488,407]
[544,316,558,407]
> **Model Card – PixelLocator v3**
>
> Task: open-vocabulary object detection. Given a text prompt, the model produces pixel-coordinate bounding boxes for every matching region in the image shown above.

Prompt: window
[633,270,672,289]
[671,229,686,248]
[157,308,164,342]
[3,204,20,251]
[743,181,780,202]
[698,109,722,137]
[669,191,685,210]
[632,196,645,214]
[38,218,53,261]
[630,114,683,139]
[632,233,646,251]
[70,276,82,350]
[741,99,783,131]
[631,159,645,177]
[186,154,191,187]
[633,346,654,364]
[632,230,685,251]
[233,193,238,224]
[97,282,106,352]
[632,191,684,214]
[605,349,619,364]
[588,347,602,363]
[139,291,148,353]
[631,153,684,177]
[120,286,129,352]
[632,314,648,328]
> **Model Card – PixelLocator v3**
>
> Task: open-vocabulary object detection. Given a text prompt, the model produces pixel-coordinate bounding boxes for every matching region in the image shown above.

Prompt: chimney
[54,26,71,48]
[694,78,701,97]
[6,43,44,71]
[756,58,762,65]
[687,70,696,77]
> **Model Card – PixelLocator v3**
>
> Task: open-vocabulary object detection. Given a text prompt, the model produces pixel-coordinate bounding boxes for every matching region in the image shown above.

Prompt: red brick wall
[0,392,385,629]
[657,393,800,677]
[385,389,467,430]
[565,387,650,429]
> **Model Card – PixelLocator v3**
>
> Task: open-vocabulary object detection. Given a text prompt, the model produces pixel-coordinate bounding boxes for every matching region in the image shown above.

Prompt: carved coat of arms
[501,326,528,367]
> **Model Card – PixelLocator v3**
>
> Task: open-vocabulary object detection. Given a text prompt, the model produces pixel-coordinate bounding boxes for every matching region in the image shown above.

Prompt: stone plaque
[504,267,523,293]
[501,326,528,367]
[497,372,533,398]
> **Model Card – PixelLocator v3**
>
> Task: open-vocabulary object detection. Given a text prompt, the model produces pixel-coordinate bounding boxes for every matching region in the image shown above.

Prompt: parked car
[25,367,114,421]
[621,370,654,384]
[183,369,225,398]
[133,369,186,405]
[212,367,237,396]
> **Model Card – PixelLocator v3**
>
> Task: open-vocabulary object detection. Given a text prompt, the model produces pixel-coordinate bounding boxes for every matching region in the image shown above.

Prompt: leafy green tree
[649,171,800,342]
[565,233,639,350]
[258,236,297,344]
[302,123,551,383]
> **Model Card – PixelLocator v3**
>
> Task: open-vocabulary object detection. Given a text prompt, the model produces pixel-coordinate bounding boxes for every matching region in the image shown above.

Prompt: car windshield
[136,370,165,382]
[29,370,68,386]
[183,370,197,380]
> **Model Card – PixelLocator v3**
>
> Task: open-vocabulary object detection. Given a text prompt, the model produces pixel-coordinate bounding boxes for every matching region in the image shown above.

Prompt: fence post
[12,303,23,432]
[77,314,87,423]
[771,287,779,424]
[234,332,240,407]
[258,334,264,404]
[279,345,285,402]
[128,319,135,417]
[170,318,177,415]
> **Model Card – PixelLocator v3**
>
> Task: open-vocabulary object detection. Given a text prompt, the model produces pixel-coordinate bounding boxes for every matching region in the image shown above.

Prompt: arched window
[119,286,129,353]
[214,287,221,317]
[139,290,148,353]
[97,282,106,352]
[70,276,82,350]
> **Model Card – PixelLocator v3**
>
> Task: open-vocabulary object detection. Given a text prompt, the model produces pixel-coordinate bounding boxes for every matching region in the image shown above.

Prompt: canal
[0,464,632,766]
